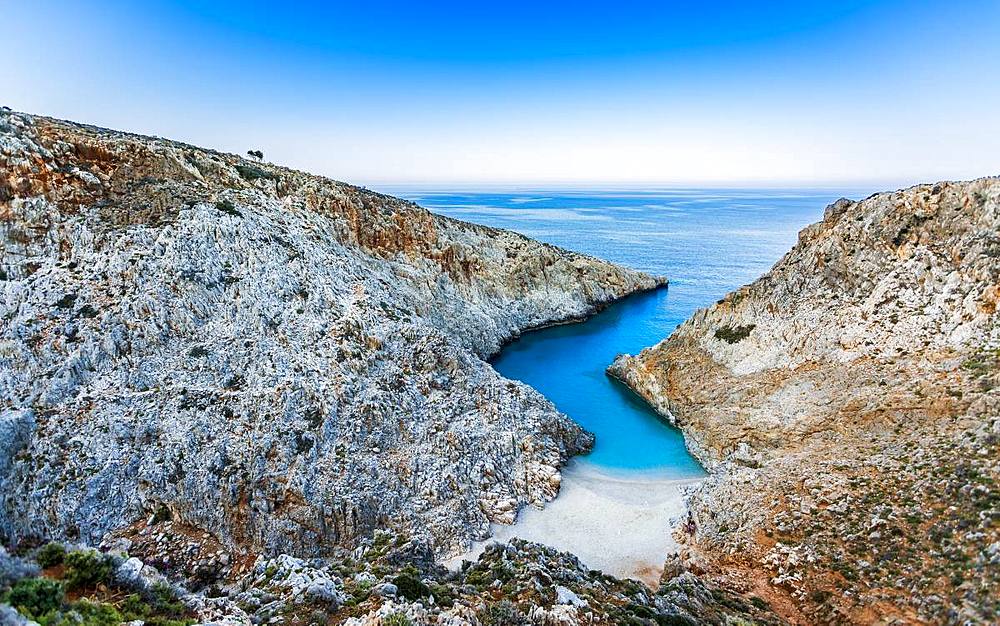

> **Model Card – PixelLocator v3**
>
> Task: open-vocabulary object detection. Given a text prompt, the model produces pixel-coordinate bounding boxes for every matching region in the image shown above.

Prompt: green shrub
[464,567,486,586]
[63,599,122,626]
[4,577,64,617]
[54,294,77,309]
[151,503,173,524]
[235,164,276,182]
[808,589,832,604]
[214,199,242,217]
[382,613,412,626]
[36,543,66,568]
[391,571,430,601]
[63,550,112,591]
[119,590,190,626]
[479,600,525,626]
[749,595,769,610]
[714,324,755,344]
[428,581,455,607]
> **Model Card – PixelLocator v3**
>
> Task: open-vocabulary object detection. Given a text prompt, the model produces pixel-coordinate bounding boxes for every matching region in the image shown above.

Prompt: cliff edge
[610,178,999,624]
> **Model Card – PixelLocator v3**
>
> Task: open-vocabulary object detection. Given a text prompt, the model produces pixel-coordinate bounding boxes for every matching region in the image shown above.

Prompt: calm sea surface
[384,187,871,479]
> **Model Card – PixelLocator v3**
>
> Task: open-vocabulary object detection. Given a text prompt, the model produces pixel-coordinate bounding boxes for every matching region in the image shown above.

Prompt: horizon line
[362,176,995,192]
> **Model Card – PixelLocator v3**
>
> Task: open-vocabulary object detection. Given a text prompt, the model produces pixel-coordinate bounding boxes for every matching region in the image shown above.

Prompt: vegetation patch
[478,600,526,626]
[35,543,67,569]
[235,164,277,182]
[381,613,412,626]
[2,549,193,626]
[714,324,755,344]
[62,550,113,591]
[215,199,242,217]
[54,293,78,309]
[76,304,99,319]
[392,568,430,601]
[4,577,64,617]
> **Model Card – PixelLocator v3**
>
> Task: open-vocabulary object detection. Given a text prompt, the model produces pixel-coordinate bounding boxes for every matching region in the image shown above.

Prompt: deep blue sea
[385,187,871,479]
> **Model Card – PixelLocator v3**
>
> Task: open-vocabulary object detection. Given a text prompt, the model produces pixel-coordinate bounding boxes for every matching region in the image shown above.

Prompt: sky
[3,0,999,186]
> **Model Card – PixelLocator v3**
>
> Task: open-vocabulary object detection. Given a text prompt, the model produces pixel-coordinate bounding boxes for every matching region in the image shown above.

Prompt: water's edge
[483,278,669,361]
[454,280,704,585]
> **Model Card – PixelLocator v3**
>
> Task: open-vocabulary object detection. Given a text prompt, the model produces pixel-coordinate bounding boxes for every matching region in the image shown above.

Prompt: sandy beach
[452,460,703,586]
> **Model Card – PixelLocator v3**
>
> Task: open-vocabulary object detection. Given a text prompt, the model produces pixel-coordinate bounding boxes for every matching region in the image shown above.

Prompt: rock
[374,582,398,597]
[0,546,38,588]
[303,579,341,604]
[184,593,252,626]
[0,605,33,626]
[115,557,145,586]
[0,409,34,482]
[729,441,762,468]
[554,585,587,607]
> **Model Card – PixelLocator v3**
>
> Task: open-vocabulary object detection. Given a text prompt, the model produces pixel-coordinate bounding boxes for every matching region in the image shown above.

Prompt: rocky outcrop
[610,179,999,624]
[0,110,663,561]
[0,533,784,626]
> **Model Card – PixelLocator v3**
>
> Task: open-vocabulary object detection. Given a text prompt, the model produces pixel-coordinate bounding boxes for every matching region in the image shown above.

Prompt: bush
[4,577,64,617]
[479,600,525,626]
[119,589,190,626]
[214,199,242,217]
[64,599,122,626]
[714,324,755,344]
[749,595,769,610]
[391,571,430,601]
[63,550,112,591]
[382,614,412,626]
[149,582,187,616]
[235,164,276,182]
[36,543,67,568]
[428,581,455,607]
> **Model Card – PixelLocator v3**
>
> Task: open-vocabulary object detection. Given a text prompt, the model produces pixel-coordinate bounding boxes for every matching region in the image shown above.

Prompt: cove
[396,187,867,582]
[471,286,705,584]
[492,286,704,479]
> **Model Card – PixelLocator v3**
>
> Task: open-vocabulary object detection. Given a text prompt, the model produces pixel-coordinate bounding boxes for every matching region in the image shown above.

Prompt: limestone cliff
[0,110,662,562]
[610,179,999,624]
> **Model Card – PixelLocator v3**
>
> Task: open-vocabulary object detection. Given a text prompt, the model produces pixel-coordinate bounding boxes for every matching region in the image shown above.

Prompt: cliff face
[0,110,661,561]
[610,179,999,624]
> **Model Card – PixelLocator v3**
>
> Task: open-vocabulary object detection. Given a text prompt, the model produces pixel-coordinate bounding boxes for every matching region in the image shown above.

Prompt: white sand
[449,461,703,586]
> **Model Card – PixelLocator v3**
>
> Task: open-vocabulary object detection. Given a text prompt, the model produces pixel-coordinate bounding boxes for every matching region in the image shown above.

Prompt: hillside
[0,109,662,561]
[609,178,1000,624]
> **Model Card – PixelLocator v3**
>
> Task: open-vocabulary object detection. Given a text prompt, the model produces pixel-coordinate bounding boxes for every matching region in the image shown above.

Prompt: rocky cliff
[610,178,999,624]
[0,110,663,563]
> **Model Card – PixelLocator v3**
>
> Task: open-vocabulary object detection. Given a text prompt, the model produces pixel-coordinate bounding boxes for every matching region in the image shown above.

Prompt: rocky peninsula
[610,179,999,624]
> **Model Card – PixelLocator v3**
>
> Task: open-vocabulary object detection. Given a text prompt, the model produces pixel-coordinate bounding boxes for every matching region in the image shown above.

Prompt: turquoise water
[386,187,871,478]
[491,287,704,475]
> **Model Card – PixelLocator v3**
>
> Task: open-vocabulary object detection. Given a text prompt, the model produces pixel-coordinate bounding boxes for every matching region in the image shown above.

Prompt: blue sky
[3,1,999,185]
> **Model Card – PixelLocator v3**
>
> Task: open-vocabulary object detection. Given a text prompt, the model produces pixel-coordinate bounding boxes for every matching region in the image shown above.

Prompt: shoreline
[469,279,705,587]
[448,459,704,587]
[483,278,669,361]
